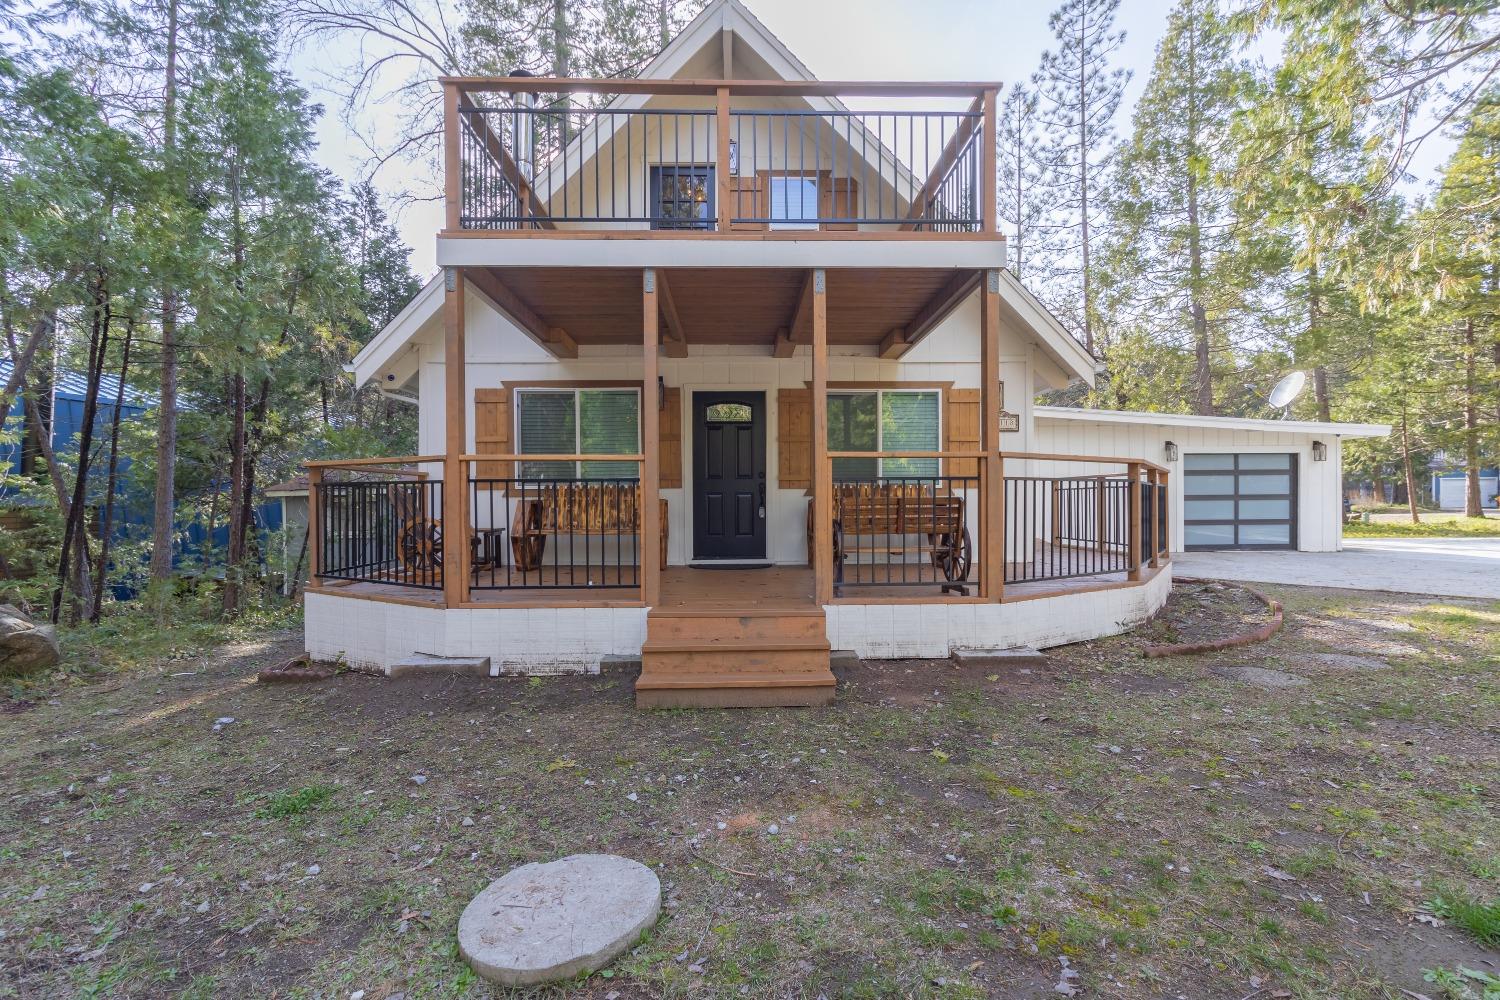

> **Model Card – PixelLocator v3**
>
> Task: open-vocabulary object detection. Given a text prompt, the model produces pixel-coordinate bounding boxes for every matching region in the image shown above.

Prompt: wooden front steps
[635,607,835,709]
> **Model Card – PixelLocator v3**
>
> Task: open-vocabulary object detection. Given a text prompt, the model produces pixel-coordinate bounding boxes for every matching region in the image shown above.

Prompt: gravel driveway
[1173,537,1500,599]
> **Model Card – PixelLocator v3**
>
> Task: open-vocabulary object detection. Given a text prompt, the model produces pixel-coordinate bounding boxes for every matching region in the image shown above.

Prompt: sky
[290,0,1453,278]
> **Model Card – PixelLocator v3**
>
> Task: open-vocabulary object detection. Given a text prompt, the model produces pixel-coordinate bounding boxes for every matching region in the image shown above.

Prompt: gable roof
[1,358,156,410]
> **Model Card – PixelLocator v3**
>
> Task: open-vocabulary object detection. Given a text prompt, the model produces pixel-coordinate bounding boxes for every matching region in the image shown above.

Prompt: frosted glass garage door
[1183,453,1297,550]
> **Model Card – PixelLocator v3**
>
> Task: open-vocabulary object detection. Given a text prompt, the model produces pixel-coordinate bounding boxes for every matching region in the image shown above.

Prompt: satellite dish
[1268,371,1308,416]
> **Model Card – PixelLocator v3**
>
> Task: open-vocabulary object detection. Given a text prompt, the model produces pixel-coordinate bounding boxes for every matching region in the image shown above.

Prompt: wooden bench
[510,482,668,573]
[808,483,971,596]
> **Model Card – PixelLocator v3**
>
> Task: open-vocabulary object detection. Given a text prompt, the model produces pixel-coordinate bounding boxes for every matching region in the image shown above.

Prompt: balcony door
[692,392,766,561]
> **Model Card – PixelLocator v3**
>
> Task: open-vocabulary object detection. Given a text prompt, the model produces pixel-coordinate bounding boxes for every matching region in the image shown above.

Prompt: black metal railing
[728,109,981,229]
[1144,479,1169,561]
[827,476,978,594]
[1004,474,1135,584]
[469,477,643,590]
[455,102,982,231]
[316,478,444,590]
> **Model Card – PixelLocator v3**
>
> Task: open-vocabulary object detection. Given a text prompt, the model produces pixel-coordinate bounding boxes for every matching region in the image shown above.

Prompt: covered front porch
[306,264,1172,704]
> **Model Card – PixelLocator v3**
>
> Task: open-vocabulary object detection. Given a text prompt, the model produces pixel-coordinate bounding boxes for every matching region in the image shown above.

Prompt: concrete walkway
[1173,537,1500,600]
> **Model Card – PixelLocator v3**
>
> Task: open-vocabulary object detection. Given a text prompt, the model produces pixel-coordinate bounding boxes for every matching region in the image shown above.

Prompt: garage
[1183,453,1297,549]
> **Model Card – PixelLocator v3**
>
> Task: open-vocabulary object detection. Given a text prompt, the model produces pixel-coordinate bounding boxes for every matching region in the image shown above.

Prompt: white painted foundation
[304,567,1172,674]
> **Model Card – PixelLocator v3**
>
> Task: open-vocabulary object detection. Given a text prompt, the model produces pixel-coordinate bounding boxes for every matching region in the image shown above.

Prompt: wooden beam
[878,327,909,360]
[980,269,1003,602]
[772,327,796,358]
[442,268,469,609]
[545,327,579,359]
[788,271,816,343]
[981,88,999,234]
[443,84,460,232]
[903,270,982,350]
[465,268,577,359]
[721,28,733,78]
[1128,462,1143,582]
[657,270,687,357]
[442,77,1003,99]
[305,466,322,583]
[811,269,832,606]
[641,269,662,607]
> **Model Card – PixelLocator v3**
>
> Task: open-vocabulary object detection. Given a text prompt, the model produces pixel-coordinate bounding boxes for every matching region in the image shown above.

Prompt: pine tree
[1106,0,1251,415]
[1031,0,1130,354]
[996,84,1044,282]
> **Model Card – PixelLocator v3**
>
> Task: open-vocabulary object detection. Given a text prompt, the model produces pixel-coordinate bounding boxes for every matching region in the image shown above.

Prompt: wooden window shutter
[659,387,681,488]
[777,388,812,490]
[819,175,859,231]
[945,389,980,478]
[473,389,513,482]
[729,175,766,231]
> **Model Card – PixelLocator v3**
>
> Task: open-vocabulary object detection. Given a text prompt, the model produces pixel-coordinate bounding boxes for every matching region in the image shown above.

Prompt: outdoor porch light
[1164,440,1179,462]
[1312,440,1328,461]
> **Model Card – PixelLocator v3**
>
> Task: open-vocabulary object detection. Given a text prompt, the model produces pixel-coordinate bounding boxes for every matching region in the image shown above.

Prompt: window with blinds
[828,390,940,480]
[769,175,820,230]
[516,388,640,480]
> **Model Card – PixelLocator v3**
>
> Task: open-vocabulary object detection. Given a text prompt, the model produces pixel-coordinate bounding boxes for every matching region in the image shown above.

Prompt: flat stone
[1217,665,1309,690]
[829,649,860,671]
[1304,652,1390,672]
[953,646,1048,669]
[458,854,660,987]
[385,653,490,679]
[598,654,642,676]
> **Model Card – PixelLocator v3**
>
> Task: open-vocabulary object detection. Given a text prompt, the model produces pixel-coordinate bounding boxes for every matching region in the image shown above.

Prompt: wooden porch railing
[441,77,999,235]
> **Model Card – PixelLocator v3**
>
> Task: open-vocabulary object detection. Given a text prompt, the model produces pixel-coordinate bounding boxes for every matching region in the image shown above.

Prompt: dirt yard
[1,584,1496,999]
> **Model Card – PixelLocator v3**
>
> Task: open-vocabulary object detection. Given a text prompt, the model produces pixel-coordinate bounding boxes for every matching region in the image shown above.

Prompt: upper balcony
[441,77,1000,241]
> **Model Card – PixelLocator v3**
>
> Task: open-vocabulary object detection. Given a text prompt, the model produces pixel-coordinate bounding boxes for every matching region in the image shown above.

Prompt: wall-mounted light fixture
[1312,440,1327,462]
[1164,440,1179,463]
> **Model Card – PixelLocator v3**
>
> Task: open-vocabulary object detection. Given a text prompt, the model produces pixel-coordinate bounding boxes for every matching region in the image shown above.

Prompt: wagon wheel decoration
[397,518,443,574]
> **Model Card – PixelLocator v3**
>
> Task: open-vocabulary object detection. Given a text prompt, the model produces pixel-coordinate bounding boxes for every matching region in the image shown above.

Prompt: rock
[0,605,60,676]
[1217,665,1309,690]
[411,775,427,786]
[458,854,660,987]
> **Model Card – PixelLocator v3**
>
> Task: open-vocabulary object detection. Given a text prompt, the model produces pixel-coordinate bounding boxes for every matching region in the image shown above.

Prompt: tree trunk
[150,0,181,587]
[1076,13,1092,355]
[91,315,135,622]
[1313,365,1331,422]
[1399,408,1419,525]
[54,271,110,624]
[1463,318,1484,518]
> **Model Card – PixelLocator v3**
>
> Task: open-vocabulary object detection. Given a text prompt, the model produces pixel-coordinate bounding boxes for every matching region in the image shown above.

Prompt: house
[305,0,1389,706]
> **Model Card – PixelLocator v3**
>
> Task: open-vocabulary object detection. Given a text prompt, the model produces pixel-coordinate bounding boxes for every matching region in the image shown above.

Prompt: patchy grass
[1344,515,1500,538]
[0,586,1496,998]
[1429,891,1500,948]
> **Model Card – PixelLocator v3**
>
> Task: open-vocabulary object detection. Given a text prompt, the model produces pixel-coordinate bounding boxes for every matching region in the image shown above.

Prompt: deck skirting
[304,565,1171,673]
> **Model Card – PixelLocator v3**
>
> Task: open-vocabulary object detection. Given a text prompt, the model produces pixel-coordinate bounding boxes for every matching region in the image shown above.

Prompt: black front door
[692,391,767,560]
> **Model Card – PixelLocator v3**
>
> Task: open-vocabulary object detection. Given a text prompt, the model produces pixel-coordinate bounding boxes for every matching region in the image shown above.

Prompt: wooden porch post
[981,89,998,235]
[1148,468,1161,569]
[442,267,469,608]
[443,82,460,232]
[305,466,322,588]
[980,268,1003,601]
[642,268,662,606]
[811,268,832,606]
[1127,461,1143,582]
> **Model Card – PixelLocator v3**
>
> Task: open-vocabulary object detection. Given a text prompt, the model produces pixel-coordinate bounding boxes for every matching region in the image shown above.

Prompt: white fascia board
[997,269,1095,387]
[348,274,443,389]
[437,235,1007,270]
[1034,405,1391,438]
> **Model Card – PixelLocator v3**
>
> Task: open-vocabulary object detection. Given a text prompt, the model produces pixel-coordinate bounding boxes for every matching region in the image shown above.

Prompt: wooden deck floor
[311,561,1156,609]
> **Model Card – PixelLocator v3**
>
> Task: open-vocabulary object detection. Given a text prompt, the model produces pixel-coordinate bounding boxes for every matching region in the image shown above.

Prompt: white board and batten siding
[1032,410,1357,553]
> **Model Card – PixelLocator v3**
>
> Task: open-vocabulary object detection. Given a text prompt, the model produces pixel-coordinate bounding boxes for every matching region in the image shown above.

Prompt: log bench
[510,482,668,573]
[808,483,971,596]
